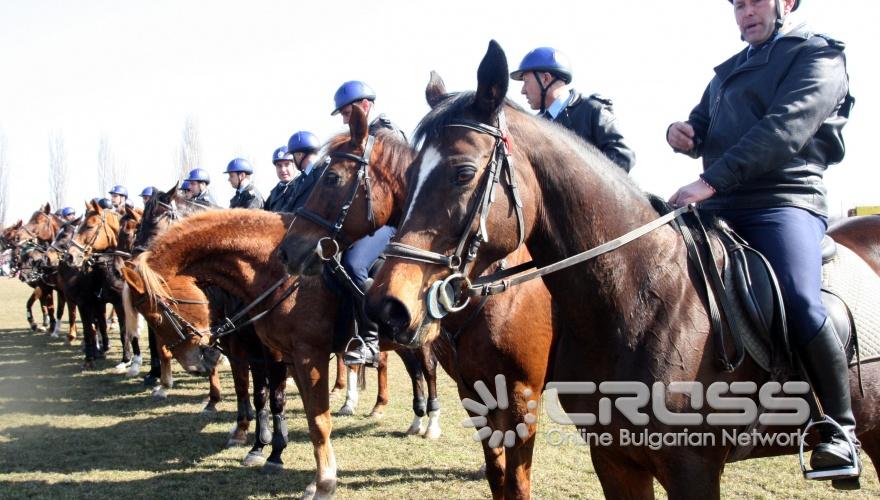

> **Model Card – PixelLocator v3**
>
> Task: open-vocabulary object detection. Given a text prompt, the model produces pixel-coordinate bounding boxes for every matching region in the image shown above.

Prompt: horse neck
[513,116,684,344]
[149,212,291,302]
[370,138,413,226]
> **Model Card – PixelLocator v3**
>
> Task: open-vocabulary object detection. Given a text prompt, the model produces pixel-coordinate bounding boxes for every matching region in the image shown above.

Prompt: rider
[510,47,636,172]
[140,187,155,207]
[332,80,407,141]
[264,146,297,212]
[179,180,193,201]
[185,168,218,208]
[331,82,402,366]
[286,131,324,212]
[224,158,264,209]
[60,207,78,223]
[108,185,128,213]
[667,0,857,481]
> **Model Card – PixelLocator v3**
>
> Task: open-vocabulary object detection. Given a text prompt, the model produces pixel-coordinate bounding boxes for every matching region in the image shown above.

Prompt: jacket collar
[715,23,812,82]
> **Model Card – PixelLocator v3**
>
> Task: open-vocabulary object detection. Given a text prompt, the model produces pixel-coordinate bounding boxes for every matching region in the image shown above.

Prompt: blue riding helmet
[95,198,114,209]
[60,207,76,217]
[125,199,134,208]
[108,185,128,197]
[287,131,321,153]
[510,47,573,84]
[273,146,295,164]
[140,187,155,197]
[331,80,376,115]
[223,158,254,175]
[180,180,191,191]
[186,167,211,184]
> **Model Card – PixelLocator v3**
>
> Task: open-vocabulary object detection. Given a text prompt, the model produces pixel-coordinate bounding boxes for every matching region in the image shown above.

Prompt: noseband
[382,111,525,317]
[292,135,378,260]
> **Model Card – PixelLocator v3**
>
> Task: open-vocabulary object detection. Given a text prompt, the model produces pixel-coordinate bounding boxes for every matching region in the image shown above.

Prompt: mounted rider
[185,168,218,208]
[332,80,407,141]
[179,180,193,201]
[510,47,636,171]
[330,81,402,366]
[60,207,78,223]
[667,0,858,484]
[225,158,264,209]
[264,132,323,213]
[140,187,155,207]
[108,185,128,214]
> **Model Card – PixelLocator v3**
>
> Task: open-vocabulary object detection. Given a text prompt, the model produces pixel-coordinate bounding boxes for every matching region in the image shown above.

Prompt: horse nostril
[377,297,411,339]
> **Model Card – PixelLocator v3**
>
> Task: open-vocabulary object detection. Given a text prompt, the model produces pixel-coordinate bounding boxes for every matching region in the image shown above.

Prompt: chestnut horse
[277,100,555,499]
[366,41,880,498]
[15,204,64,333]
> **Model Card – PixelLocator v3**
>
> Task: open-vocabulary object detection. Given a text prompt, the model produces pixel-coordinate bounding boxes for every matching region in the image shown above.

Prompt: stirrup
[342,336,379,367]
[799,416,861,482]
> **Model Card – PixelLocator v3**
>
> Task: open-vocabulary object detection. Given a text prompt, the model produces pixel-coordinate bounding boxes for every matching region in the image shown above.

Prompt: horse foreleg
[397,348,427,435]
[226,343,253,448]
[42,286,55,332]
[481,442,506,500]
[95,308,109,356]
[243,357,270,466]
[204,366,222,413]
[25,290,38,331]
[330,355,346,398]
[369,351,389,418]
[262,354,289,473]
[592,447,656,500]
[66,300,78,344]
[152,357,173,399]
[421,345,441,440]
[51,289,64,337]
[337,367,359,415]
[293,350,336,500]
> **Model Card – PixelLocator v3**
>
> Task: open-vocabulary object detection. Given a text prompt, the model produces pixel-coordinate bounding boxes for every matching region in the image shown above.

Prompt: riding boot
[343,301,380,367]
[800,318,860,472]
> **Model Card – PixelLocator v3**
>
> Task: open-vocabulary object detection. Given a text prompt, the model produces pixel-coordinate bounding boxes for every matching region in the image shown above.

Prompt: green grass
[0,278,877,499]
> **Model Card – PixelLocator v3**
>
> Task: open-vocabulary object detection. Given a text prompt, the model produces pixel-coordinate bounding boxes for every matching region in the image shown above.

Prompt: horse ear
[426,70,448,108]
[165,182,178,201]
[14,220,22,229]
[349,104,369,147]
[42,202,51,214]
[474,40,509,119]
[74,216,83,225]
[125,206,136,219]
[121,264,145,295]
[93,199,103,215]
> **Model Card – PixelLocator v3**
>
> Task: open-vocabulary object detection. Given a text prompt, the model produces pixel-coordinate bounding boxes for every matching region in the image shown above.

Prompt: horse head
[121,254,220,376]
[118,206,143,254]
[366,41,539,347]
[65,199,120,268]
[277,104,412,276]
[132,183,179,255]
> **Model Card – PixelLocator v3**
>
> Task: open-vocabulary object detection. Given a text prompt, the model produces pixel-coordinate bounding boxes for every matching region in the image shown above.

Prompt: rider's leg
[723,207,858,471]
[340,225,397,366]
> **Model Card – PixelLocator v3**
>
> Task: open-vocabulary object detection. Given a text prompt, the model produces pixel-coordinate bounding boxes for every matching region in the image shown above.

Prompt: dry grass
[0,279,877,499]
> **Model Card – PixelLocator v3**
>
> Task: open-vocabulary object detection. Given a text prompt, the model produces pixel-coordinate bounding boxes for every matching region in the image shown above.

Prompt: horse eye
[453,165,477,185]
[324,173,341,186]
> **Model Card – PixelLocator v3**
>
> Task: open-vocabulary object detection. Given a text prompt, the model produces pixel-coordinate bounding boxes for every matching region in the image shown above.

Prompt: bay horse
[43,218,81,343]
[16,204,64,333]
[365,41,880,498]
[64,199,135,369]
[276,100,555,499]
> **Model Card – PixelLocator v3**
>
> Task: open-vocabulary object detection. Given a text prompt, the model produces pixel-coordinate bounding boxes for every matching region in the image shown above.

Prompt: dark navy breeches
[713,206,828,346]
[342,225,397,290]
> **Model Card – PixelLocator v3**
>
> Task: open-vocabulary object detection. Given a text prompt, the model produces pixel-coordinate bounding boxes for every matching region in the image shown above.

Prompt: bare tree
[177,116,202,179]
[48,131,68,211]
[97,134,127,195]
[0,130,9,226]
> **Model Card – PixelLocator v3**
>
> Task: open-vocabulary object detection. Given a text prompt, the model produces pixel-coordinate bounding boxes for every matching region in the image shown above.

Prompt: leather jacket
[682,25,853,216]
[229,182,264,209]
[551,90,636,172]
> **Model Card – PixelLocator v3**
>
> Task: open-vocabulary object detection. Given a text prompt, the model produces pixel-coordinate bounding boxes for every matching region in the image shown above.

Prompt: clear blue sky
[1,0,876,222]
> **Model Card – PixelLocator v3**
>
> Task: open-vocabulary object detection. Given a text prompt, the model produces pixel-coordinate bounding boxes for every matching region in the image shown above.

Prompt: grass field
[0,278,877,499]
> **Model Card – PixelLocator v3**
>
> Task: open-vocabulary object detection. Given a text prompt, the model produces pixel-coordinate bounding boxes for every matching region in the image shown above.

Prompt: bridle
[66,211,117,268]
[383,111,526,317]
[292,135,378,263]
[132,198,181,255]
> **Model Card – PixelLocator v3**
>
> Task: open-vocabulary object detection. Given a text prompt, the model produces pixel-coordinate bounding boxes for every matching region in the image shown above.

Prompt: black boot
[343,301,380,367]
[800,318,860,477]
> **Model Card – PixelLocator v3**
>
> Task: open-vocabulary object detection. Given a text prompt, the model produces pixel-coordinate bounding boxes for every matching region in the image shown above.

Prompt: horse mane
[131,251,173,309]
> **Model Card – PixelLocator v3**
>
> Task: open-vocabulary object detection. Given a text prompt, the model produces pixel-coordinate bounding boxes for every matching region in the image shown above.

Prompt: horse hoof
[301,479,336,500]
[112,362,129,374]
[201,405,217,414]
[336,404,355,416]
[81,361,96,371]
[241,451,265,466]
[259,461,283,475]
[30,324,38,332]
[125,363,141,378]
[329,388,342,400]
[151,387,168,399]
[369,409,384,419]
[424,426,442,440]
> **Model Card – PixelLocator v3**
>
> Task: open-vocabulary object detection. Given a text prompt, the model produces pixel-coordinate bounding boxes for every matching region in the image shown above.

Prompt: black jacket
[191,190,219,208]
[550,90,636,172]
[229,182,264,209]
[369,114,407,142]
[288,162,328,212]
[264,180,297,213]
[683,25,852,216]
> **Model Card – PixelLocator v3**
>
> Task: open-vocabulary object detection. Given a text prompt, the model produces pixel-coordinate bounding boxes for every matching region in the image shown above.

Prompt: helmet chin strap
[533,71,560,114]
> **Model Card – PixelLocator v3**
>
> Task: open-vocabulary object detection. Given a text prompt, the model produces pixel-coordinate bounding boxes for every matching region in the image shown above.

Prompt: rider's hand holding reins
[669,177,715,208]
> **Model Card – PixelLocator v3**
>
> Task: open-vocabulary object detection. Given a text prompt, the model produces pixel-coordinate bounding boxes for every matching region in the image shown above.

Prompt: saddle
[713,222,857,375]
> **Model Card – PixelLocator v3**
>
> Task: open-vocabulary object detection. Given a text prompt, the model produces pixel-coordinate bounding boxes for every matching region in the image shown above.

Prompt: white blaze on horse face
[401,146,442,227]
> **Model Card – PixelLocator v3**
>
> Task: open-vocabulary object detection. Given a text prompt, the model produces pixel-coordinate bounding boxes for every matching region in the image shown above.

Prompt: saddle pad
[822,244,880,364]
